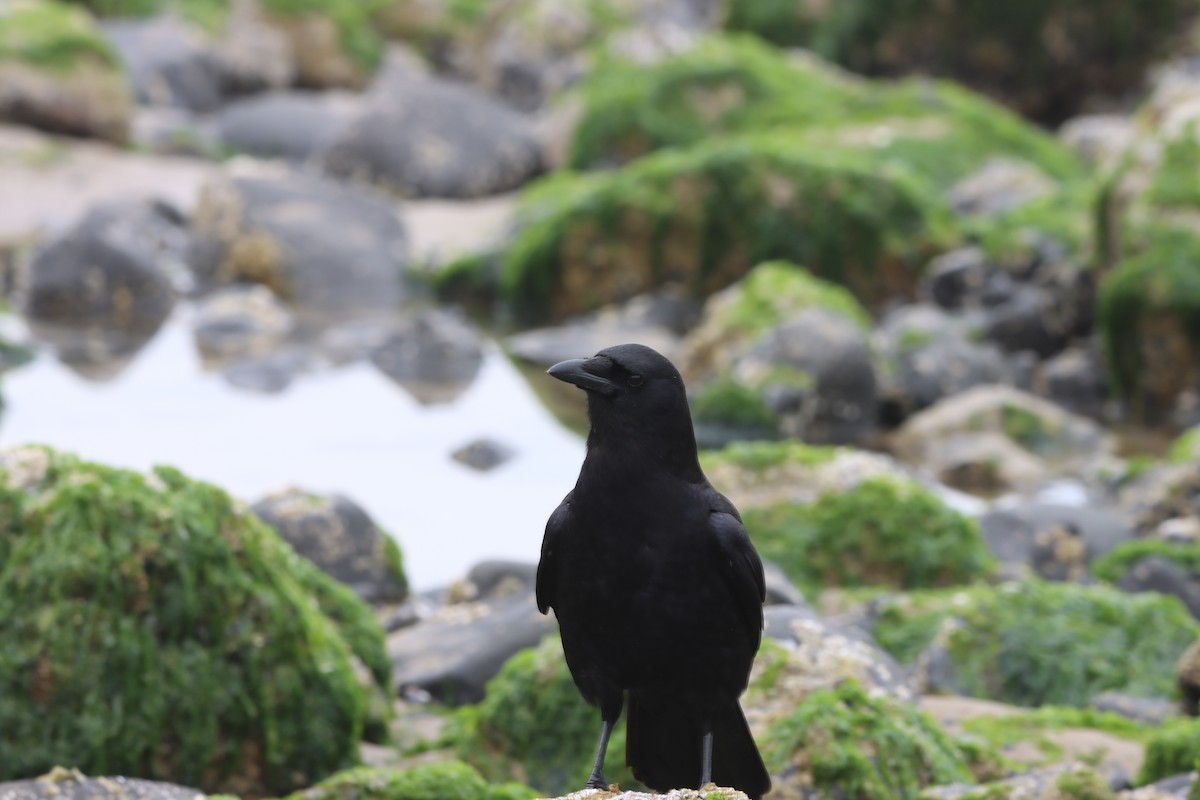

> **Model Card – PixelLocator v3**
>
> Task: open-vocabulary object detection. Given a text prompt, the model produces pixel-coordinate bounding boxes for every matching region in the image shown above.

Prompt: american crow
[536,343,771,799]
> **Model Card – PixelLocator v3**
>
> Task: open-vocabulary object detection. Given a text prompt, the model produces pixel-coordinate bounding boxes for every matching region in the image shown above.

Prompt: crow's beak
[547,356,618,397]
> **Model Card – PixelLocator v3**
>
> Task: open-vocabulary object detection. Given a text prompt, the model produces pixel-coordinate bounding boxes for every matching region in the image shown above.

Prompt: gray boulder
[387,589,556,704]
[732,308,877,444]
[1120,555,1200,621]
[319,74,543,198]
[369,309,484,404]
[252,487,408,604]
[192,283,295,362]
[215,91,362,162]
[188,166,411,318]
[102,15,222,112]
[0,770,200,800]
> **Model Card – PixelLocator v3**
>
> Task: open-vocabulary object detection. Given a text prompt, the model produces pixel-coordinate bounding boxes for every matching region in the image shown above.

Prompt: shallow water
[0,313,587,591]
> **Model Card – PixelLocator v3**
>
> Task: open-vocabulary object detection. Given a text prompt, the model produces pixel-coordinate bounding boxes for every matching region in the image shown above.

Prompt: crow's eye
[627,374,644,387]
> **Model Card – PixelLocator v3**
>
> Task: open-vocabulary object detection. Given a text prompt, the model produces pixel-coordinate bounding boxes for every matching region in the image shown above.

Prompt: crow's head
[548,343,698,468]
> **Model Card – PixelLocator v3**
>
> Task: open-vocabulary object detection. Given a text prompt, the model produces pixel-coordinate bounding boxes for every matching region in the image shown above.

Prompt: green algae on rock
[738,477,992,597]
[451,635,637,797]
[0,0,133,142]
[284,762,538,800]
[1091,539,1200,586]
[931,580,1199,708]
[1137,717,1200,786]
[0,445,391,795]
[763,679,980,800]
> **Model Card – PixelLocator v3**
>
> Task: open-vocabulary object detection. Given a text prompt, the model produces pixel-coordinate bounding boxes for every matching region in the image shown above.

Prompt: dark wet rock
[219,346,309,394]
[465,560,537,598]
[387,589,555,704]
[252,487,408,604]
[369,309,483,404]
[0,769,201,800]
[948,158,1056,217]
[1178,639,1200,715]
[318,74,543,198]
[188,166,410,318]
[762,604,913,701]
[215,91,362,162]
[984,283,1077,358]
[505,289,698,369]
[1033,343,1111,419]
[192,283,294,362]
[1090,691,1178,727]
[24,199,186,379]
[1120,556,1200,620]
[101,15,222,112]
[921,246,991,311]
[731,308,877,445]
[451,438,516,471]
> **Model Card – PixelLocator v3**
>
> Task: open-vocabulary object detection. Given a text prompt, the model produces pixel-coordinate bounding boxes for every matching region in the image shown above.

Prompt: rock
[920,246,991,311]
[212,0,294,94]
[187,165,410,318]
[464,560,537,598]
[760,604,913,701]
[1033,343,1111,419]
[506,288,698,369]
[731,308,877,444]
[1119,556,1200,620]
[24,198,186,378]
[0,770,201,800]
[0,2,132,143]
[980,502,1131,581]
[1059,114,1137,170]
[386,589,555,704]
[1119,462,1200,539]
[192,283,295,362]
[948,158,1057,217]
[319,73,543,199]
[761,560,809,607]
[215,90,362,163]
[923,763,1115,800]
[451,438,516,471]
[262,8,373,90]
[1123,773,1195,799]
[1091,692,1179,727]
[129,106,219,157]
[219,346,309,394]
[890,385,1115,492]
[1031,521,1092,583]
[101,15,221,112]
[369,308,484,404]
[252,487,408,604]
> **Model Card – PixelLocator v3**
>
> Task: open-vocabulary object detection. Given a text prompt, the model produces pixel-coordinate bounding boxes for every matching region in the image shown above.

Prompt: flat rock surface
[0,770,201,800]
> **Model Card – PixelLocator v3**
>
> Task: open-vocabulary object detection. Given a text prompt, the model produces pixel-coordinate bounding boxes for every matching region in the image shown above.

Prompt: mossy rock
[1098,225,1200,423]
[451,635,638,797]
[868,588,973,667]
[738,476,993,597]
[680,260,872,383]
[0,445,391,795]
[959,704,1152,762]
[569,34,1084,186]
[763,679,980,799]
[284,762,538,800]
[0,0,132,142]
[720,0,1193,125]
[1137,717,1200,786]
[1092,538,1200,585]
[936,580,1200,708]
[496,133,953,324]
[71,0,228,30]
[1169,426,1200,463]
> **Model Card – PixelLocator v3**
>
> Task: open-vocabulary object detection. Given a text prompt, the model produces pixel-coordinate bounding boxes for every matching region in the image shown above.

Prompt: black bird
[536,343,771,799]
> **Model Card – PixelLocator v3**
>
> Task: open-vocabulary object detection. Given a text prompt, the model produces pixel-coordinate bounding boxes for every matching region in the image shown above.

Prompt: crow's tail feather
[626,692,770,800]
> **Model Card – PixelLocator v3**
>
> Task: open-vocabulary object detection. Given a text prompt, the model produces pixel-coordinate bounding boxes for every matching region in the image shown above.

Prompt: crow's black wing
[536,492,572,614]
[708,505,766,649]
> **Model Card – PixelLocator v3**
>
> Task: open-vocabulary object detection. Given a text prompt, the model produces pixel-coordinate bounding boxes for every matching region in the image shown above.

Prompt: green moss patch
[1092,538,1200,585]
[1170,427,1200,463]
[500,133,952,322]
[451,636,636,797]
[699,439,839,473]
[961,706,1151,772]
[0,446,390,794]
[1137,718,1200,786]
[0,1,117,72]
[285,762,537,800]
[740,477,992,595]
[941,580,1199,708]
[692,377,777,430]
[764,679,980,799]
[868,588,969,666]
[710,260,872,334]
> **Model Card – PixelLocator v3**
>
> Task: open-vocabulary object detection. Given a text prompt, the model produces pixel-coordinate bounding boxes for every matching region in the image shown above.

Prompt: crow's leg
[699,719,714,788]
[586,693,624,790]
